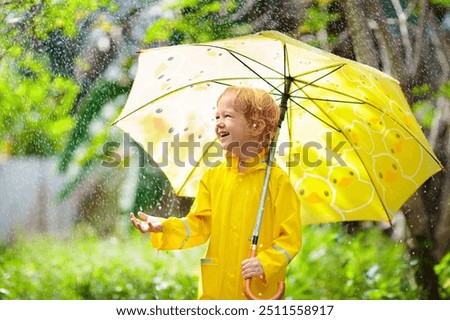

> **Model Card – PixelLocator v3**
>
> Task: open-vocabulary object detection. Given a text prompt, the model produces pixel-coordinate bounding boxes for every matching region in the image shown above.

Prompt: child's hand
[130,212,163,233]
[241,257,265,280]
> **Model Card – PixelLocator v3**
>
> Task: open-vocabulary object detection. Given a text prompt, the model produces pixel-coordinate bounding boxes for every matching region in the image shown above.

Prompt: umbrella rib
[112,77,282,124]
[295,83,395,223]
[196,44,285,78]
[287,98,340,131]
[284,43,294,175]
[295,82,441,223]
[300,65,344,90]
[176,138,220,196]
[294,78,443,167]
[288,95,364,104]
[226,51,284,96]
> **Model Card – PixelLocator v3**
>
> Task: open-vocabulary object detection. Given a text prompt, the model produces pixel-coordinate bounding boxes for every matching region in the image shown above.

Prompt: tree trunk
[403,194,441,299]
[342,0,449,299]
[341,0,379,68]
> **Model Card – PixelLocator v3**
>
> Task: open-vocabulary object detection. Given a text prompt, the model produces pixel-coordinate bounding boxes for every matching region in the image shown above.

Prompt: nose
[216,118,224,128]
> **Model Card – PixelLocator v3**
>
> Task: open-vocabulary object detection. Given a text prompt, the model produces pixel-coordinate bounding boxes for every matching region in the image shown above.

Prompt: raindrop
[184,127,188,131]
[168,57,174,61]
[168,128,174,134]
[158,75,164,80]
[156,108,163,113]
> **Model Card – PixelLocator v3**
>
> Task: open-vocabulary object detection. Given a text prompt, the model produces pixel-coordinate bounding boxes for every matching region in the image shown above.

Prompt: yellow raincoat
[151,151,302,299]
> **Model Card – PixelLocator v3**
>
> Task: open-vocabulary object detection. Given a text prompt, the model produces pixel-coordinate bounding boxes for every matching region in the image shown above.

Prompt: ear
[250,120,266,137]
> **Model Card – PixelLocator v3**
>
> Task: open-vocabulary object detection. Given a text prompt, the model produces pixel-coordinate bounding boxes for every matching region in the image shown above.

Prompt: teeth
[219,132,229,137]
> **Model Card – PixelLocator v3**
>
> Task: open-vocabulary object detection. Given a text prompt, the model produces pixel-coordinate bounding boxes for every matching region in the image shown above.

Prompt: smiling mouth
[219,132,230,138]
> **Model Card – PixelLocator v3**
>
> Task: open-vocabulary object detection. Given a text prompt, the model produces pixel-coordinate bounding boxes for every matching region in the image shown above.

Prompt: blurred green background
[0,0,449,300]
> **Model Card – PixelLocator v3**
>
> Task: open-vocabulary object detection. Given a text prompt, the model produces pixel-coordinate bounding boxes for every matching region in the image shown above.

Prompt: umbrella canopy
[114,30,442,225]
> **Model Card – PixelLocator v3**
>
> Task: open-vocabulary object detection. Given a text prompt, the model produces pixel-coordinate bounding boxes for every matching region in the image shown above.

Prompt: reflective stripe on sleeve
[179,218,191,249]
[272,245,292,263]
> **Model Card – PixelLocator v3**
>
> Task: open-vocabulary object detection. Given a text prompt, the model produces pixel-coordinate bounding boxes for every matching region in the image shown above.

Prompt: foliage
[3,224,447,300]
[287,225,418,299]
[0,228,199,300]
[56,81,130,204]
[412,80,450,129]
[434,251,450,298]
[59,81,129,171]
[0,55,78,156]
[0,0,116,157]
[144,0,245,45]
[300,3,340,35]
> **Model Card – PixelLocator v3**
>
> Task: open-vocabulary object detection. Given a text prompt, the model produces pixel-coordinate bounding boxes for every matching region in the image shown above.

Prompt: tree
[0,1,154,230]
[147,0,449,299]
[339,0,449,300]
[2,0,447,298]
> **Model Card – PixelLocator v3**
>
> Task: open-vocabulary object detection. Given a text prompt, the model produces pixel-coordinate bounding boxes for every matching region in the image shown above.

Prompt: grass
[0,223,448,300]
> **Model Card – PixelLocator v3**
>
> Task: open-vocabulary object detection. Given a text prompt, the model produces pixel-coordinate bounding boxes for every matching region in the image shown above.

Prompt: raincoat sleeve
[151,171,212,250]
[256,171,302,283]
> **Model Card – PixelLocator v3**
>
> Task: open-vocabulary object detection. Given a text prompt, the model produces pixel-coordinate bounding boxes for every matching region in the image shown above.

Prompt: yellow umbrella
[114,30,442,226]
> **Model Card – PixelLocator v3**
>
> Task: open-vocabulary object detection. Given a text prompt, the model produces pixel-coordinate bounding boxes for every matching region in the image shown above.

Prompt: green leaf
[58,81,130,172]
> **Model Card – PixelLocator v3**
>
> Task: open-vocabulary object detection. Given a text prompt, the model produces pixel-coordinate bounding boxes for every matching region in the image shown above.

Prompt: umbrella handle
[243,248,285,300]
[244,278,285,300]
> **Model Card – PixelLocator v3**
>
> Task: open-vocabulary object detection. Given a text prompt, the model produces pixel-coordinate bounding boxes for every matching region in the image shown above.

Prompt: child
[130,86,302,299]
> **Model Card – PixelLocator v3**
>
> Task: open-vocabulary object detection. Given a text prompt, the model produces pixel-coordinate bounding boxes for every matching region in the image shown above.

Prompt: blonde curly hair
[217,86,280,147]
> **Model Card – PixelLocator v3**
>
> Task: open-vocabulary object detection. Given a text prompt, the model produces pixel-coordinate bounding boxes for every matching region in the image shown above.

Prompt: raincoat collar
[225,149,268,174]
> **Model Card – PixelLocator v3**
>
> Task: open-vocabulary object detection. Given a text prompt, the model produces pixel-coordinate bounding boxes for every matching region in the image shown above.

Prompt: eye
[225,114,231,118]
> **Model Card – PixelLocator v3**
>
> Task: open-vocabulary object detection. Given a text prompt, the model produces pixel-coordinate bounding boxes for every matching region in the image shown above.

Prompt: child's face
[215,92,260,158]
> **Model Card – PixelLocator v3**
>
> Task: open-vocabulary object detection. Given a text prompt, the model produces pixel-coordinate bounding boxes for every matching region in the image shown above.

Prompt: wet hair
[217,86,280,146]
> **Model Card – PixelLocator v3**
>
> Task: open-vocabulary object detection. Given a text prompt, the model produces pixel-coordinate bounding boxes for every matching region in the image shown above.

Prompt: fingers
[241,258,265,280]
[130,212,150,233]
[130,212,140,228]
[137,211,149,221]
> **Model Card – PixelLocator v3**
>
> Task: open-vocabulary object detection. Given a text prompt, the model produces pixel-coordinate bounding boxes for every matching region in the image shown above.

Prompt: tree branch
[364,0,406,83]
[341,0,378,68]
[428,10,450,81]
[409,0,428,79]
[391,0,413,67]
